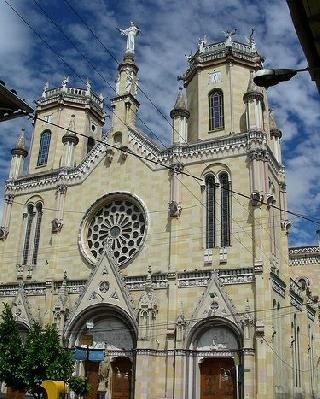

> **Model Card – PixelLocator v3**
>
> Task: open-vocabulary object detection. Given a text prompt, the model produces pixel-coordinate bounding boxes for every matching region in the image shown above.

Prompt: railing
[40,86,104,109]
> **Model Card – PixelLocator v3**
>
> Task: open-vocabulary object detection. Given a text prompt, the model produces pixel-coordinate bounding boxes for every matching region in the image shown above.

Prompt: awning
[74,347,104,362]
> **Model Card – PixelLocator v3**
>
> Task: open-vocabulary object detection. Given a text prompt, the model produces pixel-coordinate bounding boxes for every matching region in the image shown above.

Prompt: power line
[30,0,168,148]
[54,0,320,228]
[4,0,319,228]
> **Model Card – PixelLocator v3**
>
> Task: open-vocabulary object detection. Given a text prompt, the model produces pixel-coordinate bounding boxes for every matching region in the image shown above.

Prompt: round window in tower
[80,193,147,267]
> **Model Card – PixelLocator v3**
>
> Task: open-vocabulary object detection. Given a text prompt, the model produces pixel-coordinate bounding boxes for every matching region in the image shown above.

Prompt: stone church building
[0,27,319,399]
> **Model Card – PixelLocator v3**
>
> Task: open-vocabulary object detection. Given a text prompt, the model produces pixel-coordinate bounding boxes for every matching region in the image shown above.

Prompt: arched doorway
[67,306,137,399]
[186,319,242,399]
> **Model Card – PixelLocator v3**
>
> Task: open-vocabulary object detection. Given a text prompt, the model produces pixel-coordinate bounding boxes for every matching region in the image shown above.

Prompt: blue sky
[0,0,319,246]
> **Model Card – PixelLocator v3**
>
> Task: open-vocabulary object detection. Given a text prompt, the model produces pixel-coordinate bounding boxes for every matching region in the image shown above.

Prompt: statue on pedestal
[118,22,140,54]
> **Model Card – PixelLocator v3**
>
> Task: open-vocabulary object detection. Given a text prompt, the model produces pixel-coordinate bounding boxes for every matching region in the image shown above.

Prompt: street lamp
[253,67,310,88]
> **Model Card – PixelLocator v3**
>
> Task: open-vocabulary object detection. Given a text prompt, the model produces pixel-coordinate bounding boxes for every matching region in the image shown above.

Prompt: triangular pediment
[65,250,137,334]
[187,271,241,334]
[12,285,33,328]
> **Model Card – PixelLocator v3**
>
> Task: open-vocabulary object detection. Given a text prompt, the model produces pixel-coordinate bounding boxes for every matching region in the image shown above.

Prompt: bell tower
[183,31,263,143]
[28,78,105,175]
[110,22,140,147]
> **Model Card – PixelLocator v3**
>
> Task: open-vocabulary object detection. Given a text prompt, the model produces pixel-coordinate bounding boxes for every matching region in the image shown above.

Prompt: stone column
[52,185,67,233]
[0,194,14,240]
[169,163,184,218]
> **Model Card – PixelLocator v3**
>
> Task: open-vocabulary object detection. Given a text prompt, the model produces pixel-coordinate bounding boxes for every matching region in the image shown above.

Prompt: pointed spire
[243,71,263,101]
[174,88,187,111]
[269,109,282,139]
[170,88,190,119]
[11,128,28,157]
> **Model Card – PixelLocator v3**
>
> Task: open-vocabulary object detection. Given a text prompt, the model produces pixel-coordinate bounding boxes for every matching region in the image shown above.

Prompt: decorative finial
[198,34,208,53]
[223,29,237,47]
[12,128,28,158]
[147,265,152,281]
[98,93,104,102]
[42,82,49,98]
[86,79,91,95]
[62,76,69,89]
[185,52,193,64]
[118,22,140,55]
[249,28,256,52]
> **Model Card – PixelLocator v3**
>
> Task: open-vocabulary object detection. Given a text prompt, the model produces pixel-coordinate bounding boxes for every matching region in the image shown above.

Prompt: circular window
[84,193,147,267]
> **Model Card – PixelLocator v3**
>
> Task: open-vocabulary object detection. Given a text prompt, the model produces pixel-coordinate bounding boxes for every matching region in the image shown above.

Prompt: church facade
[0,27,319,399]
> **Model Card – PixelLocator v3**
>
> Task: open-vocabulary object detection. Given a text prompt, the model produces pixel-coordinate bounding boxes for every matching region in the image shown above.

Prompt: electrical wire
[4,0,320,228]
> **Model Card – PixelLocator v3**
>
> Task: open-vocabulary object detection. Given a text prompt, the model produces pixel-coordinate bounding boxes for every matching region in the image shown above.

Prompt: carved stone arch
[296,276,310,291]
[23,194,44,209]
[217,169,232,183]
[185,315,242,350]
[201,162,232,181]
[64,248,138,343]
[185,314,243,399]
[186,272,242,337]
[113,131,123,146]
[11,286,33,329]
[65,302,138,349]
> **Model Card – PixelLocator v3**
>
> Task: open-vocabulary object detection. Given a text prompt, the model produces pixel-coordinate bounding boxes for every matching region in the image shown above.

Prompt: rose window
[87,197,146,266]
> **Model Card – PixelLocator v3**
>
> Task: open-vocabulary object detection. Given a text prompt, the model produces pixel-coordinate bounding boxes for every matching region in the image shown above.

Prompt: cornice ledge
[5,137,109,193]
[129,128,163,154]
[161,132,259,163]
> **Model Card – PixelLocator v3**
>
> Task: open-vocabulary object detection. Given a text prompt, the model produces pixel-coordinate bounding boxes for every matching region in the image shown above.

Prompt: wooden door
[111,357,132,399]
[6,387,25,399]
[200,358,236,399]
[85,360,99,399]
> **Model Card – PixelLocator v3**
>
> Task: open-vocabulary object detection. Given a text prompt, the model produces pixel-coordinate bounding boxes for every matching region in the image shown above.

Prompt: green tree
[0,303,27,392]
[23,322,75,392]
[0,305,75,395]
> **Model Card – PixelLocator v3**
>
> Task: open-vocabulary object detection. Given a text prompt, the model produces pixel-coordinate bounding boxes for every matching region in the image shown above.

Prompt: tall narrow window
[87,137,95,153]
[37,130,51,166]
[297,326,301,387]
[21,201,43,266]
[209,89,224,131]
[205,175,216,248]
[220,172,231,246]
[32,203,42,264]
[22,204,34,265]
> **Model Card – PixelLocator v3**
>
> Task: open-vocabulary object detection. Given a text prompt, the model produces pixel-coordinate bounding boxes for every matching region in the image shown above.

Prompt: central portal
[200,358,236,399]
[85,357,133,399]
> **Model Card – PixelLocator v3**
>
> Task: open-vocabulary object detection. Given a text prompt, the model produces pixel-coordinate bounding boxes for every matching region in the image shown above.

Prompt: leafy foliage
[0,305,75,393]
[69,376,91,397]
[0,303,27,391]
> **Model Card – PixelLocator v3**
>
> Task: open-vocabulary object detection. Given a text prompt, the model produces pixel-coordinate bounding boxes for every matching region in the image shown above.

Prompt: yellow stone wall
[28,104,103,175]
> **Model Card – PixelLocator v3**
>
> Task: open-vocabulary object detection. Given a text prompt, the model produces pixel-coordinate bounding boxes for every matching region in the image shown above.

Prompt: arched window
[22,204,34,265]
[205,175,216,249]
[21,201,43,265]
[87,137,95,153]
[37,130,51,166]
[204,171,232,249]
[32,203,42,264]
[220,172,231,247]
[209,89,224,131]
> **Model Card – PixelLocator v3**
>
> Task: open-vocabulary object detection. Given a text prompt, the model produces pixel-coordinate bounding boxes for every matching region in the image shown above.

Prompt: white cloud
[0,0,319,247]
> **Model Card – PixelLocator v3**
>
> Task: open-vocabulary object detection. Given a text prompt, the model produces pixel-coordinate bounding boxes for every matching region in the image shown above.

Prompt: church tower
[28,79,105,174]
[184,31,263,142]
